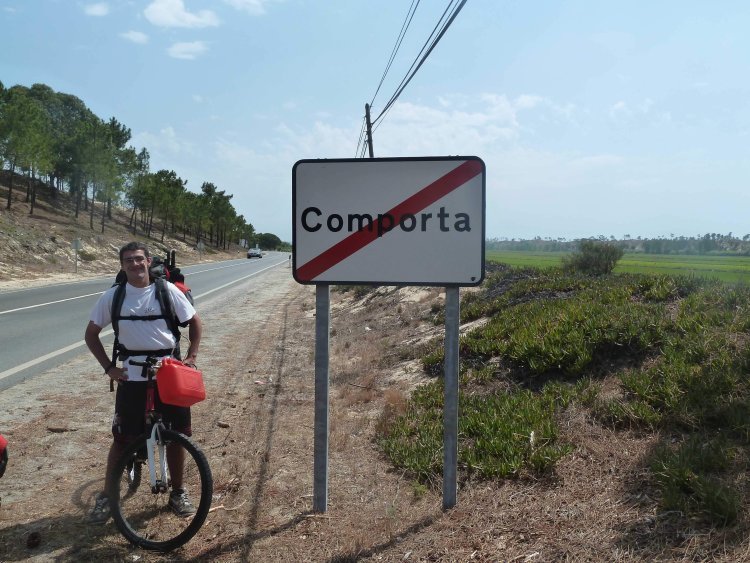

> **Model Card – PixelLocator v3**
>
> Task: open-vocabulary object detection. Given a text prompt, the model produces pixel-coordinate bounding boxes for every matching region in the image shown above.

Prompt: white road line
[196,261,283,298]
[0,328,114,381]
[0,258,285,316]
[0,259,287,382]
[0,291,104,315]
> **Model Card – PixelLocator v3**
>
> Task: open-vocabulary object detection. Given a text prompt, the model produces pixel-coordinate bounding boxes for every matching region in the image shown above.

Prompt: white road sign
[293,156,485,286]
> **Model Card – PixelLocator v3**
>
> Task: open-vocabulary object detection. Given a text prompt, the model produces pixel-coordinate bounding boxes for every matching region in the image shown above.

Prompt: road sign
[293,156,485,286]
[71,238,82,251]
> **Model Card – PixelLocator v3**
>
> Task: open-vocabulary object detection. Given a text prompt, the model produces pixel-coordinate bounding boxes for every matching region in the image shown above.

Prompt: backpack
[109,250,194,384]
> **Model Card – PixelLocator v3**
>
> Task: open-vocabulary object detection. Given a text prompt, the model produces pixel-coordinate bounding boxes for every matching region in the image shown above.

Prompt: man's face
[121,250,151,287]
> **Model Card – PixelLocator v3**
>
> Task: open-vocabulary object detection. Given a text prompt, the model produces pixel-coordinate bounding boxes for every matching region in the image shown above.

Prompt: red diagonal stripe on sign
[297,159,483,281]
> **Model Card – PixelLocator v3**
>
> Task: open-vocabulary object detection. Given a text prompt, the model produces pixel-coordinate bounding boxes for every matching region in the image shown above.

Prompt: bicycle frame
[136,358,170,494]
[146,422,169,493]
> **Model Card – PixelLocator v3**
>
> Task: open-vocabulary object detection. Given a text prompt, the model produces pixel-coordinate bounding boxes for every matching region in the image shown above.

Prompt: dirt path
[0,265,450,562]
[0,264,319,560]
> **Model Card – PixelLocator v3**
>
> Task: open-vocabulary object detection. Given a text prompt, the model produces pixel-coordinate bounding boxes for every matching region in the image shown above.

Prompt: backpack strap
[111,278,180,339]
[108,279,183,391]
[153,277,181,343]
[111,281,126,341]
[109,282,127,391]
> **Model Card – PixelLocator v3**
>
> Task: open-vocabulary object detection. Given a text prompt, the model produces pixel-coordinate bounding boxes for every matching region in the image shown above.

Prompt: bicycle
[108,356,213,552]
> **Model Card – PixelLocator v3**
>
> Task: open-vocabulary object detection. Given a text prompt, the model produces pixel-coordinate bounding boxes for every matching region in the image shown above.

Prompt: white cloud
[609,98,662,123]
[120,30,149,44]
[192,94,204,103]
[222,0,274,16]
[514,94,544,110]
[168,41,208,60]
[132,126,196,160]
[144,0,219,28]
[84,3,109,16]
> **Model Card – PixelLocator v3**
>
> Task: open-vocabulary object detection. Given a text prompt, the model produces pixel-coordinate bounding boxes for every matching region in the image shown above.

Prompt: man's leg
[166,442,185,489]
[104,440,127,493]
[88,439,127,524]
[166,443,197,516]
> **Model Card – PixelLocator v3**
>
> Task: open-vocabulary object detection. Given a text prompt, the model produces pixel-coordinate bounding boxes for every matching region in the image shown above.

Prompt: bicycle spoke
[111,430,212,552]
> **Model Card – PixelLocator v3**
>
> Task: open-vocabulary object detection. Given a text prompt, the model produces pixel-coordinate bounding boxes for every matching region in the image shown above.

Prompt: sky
[1,0,749,243]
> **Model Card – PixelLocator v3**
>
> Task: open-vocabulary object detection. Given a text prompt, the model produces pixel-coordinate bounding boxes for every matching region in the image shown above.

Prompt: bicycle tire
[110,428,212,552]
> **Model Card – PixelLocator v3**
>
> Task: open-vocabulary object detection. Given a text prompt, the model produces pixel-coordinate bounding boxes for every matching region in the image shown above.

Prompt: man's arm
[183,313,202,367]
[85,321,125,381]
[85,321,110,370]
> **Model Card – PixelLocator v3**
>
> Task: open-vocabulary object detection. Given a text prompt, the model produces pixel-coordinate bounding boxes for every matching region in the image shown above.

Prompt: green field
[486,250,750,283]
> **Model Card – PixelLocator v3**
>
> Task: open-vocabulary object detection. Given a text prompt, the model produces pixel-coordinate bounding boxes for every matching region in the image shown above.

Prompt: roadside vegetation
[487,249,750,283]
[0,81,289,251]
[378,242,750,527]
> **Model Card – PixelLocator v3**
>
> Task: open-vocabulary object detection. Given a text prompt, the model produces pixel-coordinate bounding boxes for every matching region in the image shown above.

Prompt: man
[84,241,202,524]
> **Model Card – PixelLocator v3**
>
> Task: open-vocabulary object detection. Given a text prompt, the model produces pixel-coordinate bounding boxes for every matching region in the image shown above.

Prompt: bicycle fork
[146,424,170,494]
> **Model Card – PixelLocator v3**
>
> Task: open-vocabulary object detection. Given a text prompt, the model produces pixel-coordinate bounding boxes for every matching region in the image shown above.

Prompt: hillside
[0,173,241,286]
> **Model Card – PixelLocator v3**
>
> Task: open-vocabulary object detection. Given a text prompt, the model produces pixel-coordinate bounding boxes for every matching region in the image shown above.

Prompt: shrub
[78,249,97,262]
[562,240,624,275]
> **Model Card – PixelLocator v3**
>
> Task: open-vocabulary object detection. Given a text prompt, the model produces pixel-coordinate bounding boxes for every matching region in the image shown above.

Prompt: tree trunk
[89,184,96,230]
[29,166,36,215]
[147,200,155,238]
[6,159,16,210]
[74,182,81,218]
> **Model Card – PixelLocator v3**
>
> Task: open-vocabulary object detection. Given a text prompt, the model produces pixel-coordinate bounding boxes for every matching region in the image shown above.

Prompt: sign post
[293,156,485,512]
[313,284,330,512]
[71,238,82,273]
[443,286,460,508]
[196,240,205,261]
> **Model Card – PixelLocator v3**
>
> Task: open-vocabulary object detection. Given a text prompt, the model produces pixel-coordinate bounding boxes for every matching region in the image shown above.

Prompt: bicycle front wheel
[110,429,213,552]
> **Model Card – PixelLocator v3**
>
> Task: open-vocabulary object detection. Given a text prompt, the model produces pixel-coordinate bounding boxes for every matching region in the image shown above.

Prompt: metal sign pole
[443,286,460,509]
[313,284,330,512]
[72,238,81,273]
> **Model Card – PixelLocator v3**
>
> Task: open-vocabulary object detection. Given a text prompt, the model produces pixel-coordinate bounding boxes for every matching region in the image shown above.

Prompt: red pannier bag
[157,358,206,407]
[0,433,8,478]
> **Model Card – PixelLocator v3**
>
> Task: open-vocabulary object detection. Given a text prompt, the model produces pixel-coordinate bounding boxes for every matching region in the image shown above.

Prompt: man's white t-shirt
[90,281,196,382]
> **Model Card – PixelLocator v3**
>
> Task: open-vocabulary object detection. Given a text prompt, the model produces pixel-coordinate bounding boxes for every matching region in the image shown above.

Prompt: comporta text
[300,206,471,237]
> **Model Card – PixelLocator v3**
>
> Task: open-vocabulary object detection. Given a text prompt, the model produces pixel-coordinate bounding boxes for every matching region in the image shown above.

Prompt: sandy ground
[0,263,317,560]
[0,263,452,562]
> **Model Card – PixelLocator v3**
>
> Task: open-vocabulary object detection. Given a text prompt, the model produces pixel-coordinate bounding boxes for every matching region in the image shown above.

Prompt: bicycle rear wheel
[110,429,213,552]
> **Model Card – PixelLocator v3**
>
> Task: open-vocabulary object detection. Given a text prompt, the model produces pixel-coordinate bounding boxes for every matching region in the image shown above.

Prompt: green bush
[384,267,750,526]
[562,240,624,275]
[78,249,97,262]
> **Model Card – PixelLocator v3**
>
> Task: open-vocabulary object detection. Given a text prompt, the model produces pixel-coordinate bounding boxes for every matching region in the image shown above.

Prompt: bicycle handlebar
[128,357,160,367]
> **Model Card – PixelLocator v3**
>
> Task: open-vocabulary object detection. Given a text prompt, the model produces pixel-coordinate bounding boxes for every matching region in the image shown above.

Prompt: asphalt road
[0,252,290,391]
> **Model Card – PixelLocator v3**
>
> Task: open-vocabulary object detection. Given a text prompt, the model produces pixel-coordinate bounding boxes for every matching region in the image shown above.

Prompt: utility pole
[365,103,375,158]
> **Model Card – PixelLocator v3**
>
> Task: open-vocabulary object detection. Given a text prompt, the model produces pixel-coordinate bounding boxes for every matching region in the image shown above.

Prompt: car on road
[247,248,262,258]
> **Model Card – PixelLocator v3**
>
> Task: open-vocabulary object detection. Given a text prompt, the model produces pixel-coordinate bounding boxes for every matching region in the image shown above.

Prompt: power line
[368,0,421,108]
[355,115,369,158]
[372,0,468,126]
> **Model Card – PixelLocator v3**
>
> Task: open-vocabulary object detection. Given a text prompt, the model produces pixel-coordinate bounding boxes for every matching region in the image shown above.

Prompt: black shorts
[112,381,192,443]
